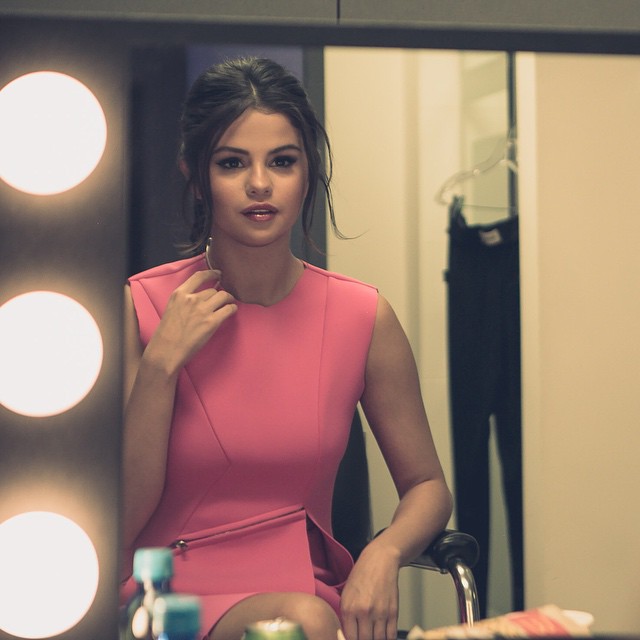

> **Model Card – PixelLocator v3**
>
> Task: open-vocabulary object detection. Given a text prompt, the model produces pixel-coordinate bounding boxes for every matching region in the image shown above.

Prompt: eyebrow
[212,143,303,156]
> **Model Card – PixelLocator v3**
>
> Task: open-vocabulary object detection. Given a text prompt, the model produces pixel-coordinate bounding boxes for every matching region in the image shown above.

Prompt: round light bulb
[0,512,100,638]
[0,71,107,195]
[0,291,103,417]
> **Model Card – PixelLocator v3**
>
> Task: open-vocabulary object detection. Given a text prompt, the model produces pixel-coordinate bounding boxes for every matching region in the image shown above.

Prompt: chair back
[331,409,373,560]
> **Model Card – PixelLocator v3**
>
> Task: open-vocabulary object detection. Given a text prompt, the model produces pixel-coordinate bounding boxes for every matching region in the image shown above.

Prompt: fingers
[210,290,238,319]
[166,271,221,312]
[342,590,399,640]
[150,269,238,368]
[177,269,223,295]
[342,614,357,640]
[341,604,397,640]
[342,619,393,640]
[169,270,235,309]
[178,270,239,312]
[385,614,397,640]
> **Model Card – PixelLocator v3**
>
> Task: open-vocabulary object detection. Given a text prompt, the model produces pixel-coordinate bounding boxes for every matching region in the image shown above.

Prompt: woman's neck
[206,240,303,307]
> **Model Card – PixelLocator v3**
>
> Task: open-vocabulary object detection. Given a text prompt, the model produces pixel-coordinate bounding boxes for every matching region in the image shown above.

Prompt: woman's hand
[122,270,237,547]
[340,542,401,640]
[144,269,237,376]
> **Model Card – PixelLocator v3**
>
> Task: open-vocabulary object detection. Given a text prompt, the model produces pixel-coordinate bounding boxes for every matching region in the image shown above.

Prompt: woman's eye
[272,155,297,168]
[217,157,243,170]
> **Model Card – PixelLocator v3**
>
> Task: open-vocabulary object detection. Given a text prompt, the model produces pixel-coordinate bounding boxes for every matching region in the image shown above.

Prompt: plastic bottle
[121,547,174,640]
[152,594,201,640]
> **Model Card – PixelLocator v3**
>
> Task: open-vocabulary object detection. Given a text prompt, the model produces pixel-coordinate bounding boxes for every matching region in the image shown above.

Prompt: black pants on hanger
[446,202,523,616]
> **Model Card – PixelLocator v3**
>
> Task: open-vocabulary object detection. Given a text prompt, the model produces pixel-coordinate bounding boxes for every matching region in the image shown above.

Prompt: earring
[205,236,214,270]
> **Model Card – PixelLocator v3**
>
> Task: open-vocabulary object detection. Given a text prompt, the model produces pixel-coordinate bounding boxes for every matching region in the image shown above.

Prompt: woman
[121,57,452,640]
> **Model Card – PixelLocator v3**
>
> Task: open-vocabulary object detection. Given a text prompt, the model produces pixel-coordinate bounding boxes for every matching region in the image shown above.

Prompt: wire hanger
[435,128,518,210]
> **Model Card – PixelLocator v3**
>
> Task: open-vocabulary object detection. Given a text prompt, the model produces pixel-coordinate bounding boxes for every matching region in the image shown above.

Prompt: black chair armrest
[409,529,480,573]
[373,528,481,624]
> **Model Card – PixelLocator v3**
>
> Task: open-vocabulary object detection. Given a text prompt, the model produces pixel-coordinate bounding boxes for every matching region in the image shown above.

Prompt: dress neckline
[200,255,309,309]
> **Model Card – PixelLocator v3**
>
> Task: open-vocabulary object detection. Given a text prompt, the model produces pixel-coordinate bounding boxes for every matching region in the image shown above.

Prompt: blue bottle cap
[152,594,201,638]
[133,547,173,582]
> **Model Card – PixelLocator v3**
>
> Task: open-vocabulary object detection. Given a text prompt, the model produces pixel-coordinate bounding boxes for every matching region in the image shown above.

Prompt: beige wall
[517,53,640,634]
[326,47,640,634]
[324,47,514,629]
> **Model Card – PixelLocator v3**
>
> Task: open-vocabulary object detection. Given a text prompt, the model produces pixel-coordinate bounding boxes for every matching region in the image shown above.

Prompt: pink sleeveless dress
[121,254,378,637]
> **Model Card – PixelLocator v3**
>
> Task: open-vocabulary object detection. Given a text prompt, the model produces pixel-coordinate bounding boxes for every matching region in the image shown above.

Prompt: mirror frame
[0,6,638,636]
[1,6,640,56]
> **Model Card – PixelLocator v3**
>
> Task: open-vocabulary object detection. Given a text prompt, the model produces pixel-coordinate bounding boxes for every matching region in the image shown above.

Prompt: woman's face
[208,108,309,250]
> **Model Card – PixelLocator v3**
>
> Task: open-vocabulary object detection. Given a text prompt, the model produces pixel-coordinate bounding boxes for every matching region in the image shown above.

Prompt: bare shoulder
[373,293,399,329]
[366,294,416,379]
[363,293,422,419]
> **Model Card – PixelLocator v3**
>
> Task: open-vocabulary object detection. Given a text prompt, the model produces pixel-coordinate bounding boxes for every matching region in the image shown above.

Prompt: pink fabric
[122,255,378,637]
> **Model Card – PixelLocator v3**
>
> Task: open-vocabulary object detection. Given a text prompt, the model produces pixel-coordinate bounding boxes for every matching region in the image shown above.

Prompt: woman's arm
[121,270,237,551]
[340,294,453,640]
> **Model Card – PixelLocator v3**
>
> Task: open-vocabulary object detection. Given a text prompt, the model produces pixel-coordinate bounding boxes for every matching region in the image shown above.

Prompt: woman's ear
[179,158,202,200]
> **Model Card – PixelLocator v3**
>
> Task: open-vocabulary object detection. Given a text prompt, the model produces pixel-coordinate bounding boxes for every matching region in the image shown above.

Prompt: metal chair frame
[409,529,480,626]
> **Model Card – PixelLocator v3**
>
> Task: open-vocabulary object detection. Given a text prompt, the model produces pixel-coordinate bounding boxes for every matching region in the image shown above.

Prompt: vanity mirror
[0,6,639,638]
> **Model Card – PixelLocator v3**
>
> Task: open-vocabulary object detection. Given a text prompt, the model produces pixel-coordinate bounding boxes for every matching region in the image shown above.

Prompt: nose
[246,165,272,198]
